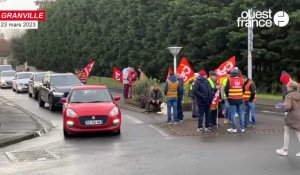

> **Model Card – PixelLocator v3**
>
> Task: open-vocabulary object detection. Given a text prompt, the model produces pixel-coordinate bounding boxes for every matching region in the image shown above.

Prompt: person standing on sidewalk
[193,70,213,132]
[176,73,184,122]
[188,73,199,118]
[164,73,182,124]
[276,81,300,157]
[225,69,245,133]
[208,71,219,128]
[243,75,257,128]
[122,67,131,99]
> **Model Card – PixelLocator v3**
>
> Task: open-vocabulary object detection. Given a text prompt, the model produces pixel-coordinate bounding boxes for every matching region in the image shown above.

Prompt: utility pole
[248,8,254,79]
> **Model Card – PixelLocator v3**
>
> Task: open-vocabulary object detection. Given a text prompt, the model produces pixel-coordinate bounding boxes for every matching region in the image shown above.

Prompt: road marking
[123,115,144,124]
[6,103,15,106]
[261,110,282,115]
[148,125,169,137]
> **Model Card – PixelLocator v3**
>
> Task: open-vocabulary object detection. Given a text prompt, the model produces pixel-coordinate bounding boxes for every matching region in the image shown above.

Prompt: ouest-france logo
[237,10,289,27]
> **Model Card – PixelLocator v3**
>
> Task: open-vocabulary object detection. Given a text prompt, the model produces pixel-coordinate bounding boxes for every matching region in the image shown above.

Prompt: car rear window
[69,89,112,103]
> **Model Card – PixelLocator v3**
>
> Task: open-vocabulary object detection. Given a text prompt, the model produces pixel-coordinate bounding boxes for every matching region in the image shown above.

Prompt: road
[0,88,299,175]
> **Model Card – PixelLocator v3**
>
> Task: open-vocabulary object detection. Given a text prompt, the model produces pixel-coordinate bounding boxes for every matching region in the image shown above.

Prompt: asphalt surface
[0,96,42,148]
[0,88,299,175]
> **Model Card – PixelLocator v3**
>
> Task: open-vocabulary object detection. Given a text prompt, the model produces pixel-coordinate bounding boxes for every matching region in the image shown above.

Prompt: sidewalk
[114,90,284,137]
[0,97,44,148]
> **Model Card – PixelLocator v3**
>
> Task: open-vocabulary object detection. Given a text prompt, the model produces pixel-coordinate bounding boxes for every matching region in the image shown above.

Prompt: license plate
[85,120,103,125]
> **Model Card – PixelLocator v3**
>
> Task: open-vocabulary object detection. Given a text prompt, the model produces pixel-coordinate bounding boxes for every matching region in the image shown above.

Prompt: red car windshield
[69,89,112,103]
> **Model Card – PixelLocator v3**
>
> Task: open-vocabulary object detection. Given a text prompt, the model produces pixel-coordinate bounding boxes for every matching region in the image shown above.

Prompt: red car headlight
[66,109,77,118]
[109,107,119,117]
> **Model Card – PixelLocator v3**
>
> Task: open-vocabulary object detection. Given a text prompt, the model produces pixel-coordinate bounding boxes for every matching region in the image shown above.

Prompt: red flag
[215,56,236,82]
[83,60,96,78]
[210,89,220,109]
[166,67,173,79]
[177,57,195,87]
[112,67,123,83]
[215,56,235,77]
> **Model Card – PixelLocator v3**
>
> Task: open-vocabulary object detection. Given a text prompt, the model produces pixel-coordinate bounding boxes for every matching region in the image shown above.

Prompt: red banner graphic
[0,10,46,21]
[112,67,123,83]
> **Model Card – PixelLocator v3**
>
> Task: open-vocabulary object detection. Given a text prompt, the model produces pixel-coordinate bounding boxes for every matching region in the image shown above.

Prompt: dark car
[38,73,83,111]
[28,72,49,99]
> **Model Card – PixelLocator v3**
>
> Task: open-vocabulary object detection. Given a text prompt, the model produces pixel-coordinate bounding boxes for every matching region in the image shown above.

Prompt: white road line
[148,125,169,137]
[261,110,282,115]
[6,103,15,106]
[123,115,144,124]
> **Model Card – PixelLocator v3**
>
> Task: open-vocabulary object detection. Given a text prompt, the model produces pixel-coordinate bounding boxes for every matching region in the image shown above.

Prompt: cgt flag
[177,57,194,87]
[215,56,236,77]
[210,89,220,109]
[112,67,123,83]
[84,60,96,78]
[215,56,236,83]
[166,67,173,79]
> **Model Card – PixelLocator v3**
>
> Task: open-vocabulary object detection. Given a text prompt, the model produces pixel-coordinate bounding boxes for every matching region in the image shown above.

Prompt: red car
[62,85,121,137]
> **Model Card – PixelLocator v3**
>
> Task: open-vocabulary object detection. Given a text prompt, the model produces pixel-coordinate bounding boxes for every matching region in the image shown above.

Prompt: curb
[0,133,38,148]
[0,96,53,148]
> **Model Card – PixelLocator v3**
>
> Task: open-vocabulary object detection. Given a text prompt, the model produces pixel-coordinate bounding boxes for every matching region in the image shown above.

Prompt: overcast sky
[0,0,38,38]
[0,0,38,10]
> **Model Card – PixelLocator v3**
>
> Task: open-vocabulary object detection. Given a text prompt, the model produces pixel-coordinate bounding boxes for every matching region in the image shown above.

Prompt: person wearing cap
[164,73,182,124]
[188,73,199,118]
[276,81,300,157]
[225,68,245,133]
[193,69,214,132]
[176,73,184,122]
[243,75,257,128]
[207,71,219,128]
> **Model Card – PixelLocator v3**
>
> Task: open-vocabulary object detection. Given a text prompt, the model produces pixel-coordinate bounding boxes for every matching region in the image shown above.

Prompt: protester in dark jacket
[193,70,214,132]
[176,73,184,122]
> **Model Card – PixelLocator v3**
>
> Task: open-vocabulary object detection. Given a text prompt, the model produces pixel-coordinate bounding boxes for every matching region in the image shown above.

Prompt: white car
[0,70,16,88]
[12,72,33,93]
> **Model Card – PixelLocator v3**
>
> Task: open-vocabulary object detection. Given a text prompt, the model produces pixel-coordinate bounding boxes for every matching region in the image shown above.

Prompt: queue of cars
[0,65,122,136]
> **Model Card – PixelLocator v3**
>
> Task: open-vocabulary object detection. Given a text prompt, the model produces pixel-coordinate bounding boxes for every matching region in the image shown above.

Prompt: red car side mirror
[61,97,67,103]
[114,96,121,101]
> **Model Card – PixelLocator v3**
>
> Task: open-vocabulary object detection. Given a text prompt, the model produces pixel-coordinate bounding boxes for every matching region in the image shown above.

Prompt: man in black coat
[193,70,214,132]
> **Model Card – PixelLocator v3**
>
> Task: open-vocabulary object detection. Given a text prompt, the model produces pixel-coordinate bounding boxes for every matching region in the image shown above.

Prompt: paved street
[0,88,299,175]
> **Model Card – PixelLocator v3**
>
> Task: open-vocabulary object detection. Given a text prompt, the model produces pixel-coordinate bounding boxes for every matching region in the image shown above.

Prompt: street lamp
[168,46,182,75]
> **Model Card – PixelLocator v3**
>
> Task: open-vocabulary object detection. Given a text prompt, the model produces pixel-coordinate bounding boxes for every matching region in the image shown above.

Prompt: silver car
[12,72,33,93]
[0,70,16,88]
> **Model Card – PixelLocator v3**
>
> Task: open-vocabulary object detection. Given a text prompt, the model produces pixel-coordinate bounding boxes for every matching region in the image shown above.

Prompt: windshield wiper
[71,101,84,103]
[87,101,107,103]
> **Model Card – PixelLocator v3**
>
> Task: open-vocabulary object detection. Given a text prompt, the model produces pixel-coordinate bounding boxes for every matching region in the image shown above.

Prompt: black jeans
[198,105,211,128]
[210,109,217,126]
[177,95,183,120]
